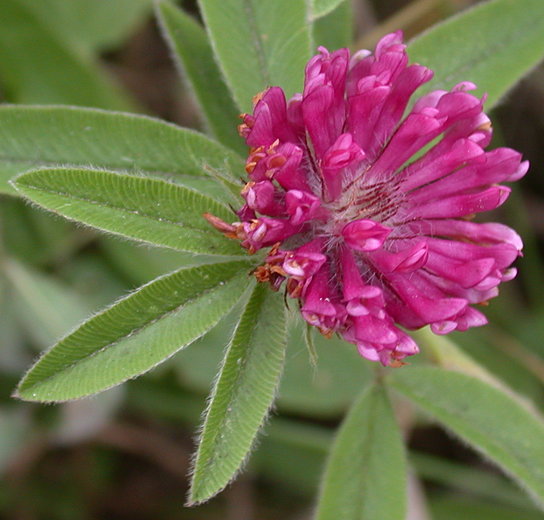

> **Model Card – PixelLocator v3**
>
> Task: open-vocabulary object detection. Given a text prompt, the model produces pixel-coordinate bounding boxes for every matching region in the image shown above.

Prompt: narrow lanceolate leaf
[0,105,244,196]
[15,261,254,402]
[315,383,407,520]
[408,0,544,109]
[156,1,244,154]
[12,168,242,256]
[310,0,347,20]
[389,367,544,507]
[189,284,287,505]
[197,0,312,112]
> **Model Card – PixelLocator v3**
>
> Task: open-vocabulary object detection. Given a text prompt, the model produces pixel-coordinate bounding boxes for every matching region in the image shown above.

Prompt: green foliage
[254,418,331,495]
[430,498,544,520]
[279,319,371,417]
[2,0,544,516]
[5,260,93,349]
[0,196,82,267]
[408,0,544,109]
[156,1,245,154]
[21,0,153,52]
[389,367,544,506]
[12,168,243,256]
[99,237,198,286]
[0,0,134,110]
[315,383,406,520]
[310,0,347,20]
[412,452,539,511]
[197,0,313,112]
[176,314,371,418]
[312,0,353,49]
[16,261,254,402]
[189,285,287,504]
[0,106,244,197]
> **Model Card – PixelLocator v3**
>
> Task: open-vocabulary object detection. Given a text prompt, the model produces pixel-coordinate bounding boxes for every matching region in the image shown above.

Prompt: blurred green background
[0,0,543,518]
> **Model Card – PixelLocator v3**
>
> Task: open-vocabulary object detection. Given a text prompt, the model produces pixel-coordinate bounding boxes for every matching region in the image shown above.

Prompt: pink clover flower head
[206,31,527,367]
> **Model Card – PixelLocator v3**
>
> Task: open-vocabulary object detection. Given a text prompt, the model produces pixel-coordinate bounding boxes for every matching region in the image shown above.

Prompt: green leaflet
[15,261,254,402]
[389,367,544,507]
[156,1,244,154]
[12,168,243,256]
[0,105,244,197]
[176,313,371,419]
[310,0,347,20]
[408,0,544,109]
[197,0,312,112]
[315,383,407,520]
[189,285,287,504]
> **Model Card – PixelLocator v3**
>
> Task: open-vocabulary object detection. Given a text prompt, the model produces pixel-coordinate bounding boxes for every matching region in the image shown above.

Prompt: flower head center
[316,166,403,242]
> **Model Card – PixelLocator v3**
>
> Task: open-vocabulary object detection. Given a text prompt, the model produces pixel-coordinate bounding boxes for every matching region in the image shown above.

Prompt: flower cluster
[206,31,527,366]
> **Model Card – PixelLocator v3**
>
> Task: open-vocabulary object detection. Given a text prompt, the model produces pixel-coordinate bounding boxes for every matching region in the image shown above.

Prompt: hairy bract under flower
[206,31,527,367]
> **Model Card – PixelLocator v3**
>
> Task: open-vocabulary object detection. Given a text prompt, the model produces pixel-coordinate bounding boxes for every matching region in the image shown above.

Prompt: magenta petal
[409,220,523,252]
[243,180,284,216]
[242,217,300,251]
[424,254,496,289]
[342,219,392,251]
[322,133,365,201]
[430,321,458,335]
[351,314,398,344]
[395,334,419,355]
[302,84,332,153]
[371,241,429,273]
[367,111,444,175]
[387,275,467,322]
[411,185,511,219]
[340,246,369,300]
[301,269,346,332]
[358,345,381,362]
[341,247,385,316]
[347,84,390,152]
[273,143,311,191]
[283,239,327,279]
[401,137,485,192]
[408,148,527,203]
[370,65,433,152]
[424,238,519,269]
[245,87,298,147]
[285,189,322,225]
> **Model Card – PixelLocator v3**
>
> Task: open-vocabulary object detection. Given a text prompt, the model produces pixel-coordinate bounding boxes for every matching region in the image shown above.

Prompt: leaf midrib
[16,181,231,238]
[204,312,262,457]
[242,0,271,87]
